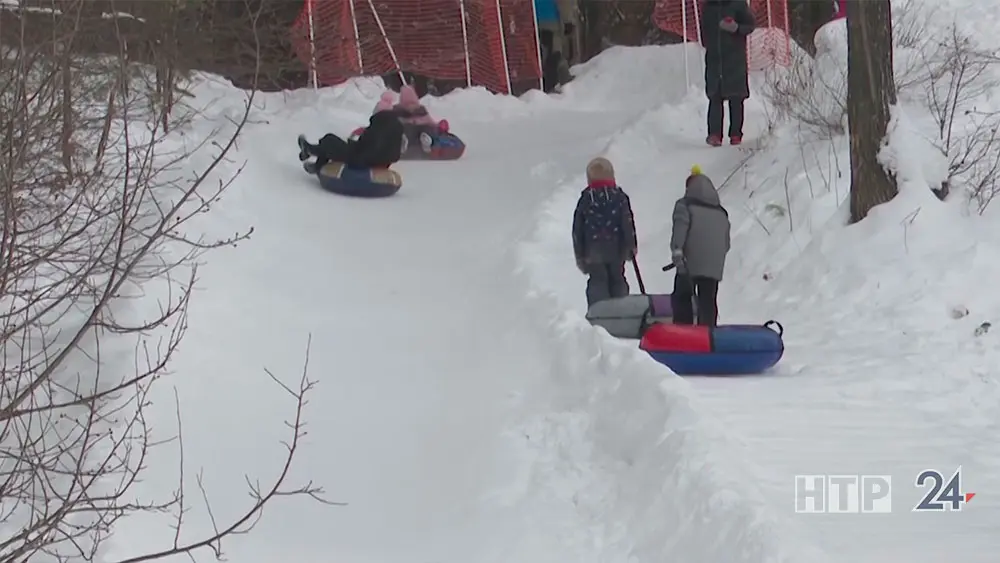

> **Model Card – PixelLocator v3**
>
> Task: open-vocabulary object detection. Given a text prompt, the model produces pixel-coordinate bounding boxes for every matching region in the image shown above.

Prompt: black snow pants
[585,262,629,306]
[671,273,720,326]
[707,93,746,139]
[305,134,351,169]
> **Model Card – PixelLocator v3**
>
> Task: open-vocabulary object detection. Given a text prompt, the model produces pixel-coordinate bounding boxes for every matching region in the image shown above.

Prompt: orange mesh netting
[289,0,542,94]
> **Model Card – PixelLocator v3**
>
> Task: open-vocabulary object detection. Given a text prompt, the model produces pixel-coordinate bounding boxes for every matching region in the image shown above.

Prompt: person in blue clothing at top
[535,0,559,23]
[534,0,578,91]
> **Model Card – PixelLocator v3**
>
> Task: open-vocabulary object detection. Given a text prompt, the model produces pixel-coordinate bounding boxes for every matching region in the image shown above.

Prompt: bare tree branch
[0,2,333,562]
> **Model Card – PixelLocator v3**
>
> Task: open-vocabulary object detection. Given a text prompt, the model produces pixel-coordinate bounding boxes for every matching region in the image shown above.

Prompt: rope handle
[763,320,783,337]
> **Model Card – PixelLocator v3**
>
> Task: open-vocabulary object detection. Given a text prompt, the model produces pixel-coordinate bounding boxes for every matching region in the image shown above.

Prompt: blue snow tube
[639,321,784,375]
[402,132,466,160]
[315,162,401,198]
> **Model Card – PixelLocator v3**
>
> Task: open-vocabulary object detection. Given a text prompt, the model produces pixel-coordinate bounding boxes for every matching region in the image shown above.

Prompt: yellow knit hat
[690,164,702,175]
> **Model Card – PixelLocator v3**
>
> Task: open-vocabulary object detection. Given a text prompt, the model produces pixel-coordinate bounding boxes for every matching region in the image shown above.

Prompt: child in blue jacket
[572,157,638,306]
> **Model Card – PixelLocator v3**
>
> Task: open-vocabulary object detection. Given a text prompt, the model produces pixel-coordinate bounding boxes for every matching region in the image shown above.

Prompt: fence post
[493,0,512,94]
[693,0,703,43]
[693,0,703,84]
[681,0,689,93]
[528,0,543,91]
[348,0,364,73]
[366,0,405,85]
[459,0,472,87]
[306,0,318,88]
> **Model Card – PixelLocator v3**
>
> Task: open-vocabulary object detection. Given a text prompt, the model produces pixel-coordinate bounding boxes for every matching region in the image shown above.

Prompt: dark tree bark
[845,0,898,223]
[787,0,836,57]
[578,0,675,62]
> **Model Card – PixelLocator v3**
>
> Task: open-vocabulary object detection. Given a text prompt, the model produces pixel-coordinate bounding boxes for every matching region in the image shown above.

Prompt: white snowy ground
[101,8,1000,563]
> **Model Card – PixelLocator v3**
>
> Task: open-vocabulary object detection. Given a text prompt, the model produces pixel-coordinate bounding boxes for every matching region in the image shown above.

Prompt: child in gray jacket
[670,166,731,326]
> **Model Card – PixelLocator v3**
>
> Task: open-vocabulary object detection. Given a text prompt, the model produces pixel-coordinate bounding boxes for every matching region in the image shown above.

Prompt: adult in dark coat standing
[700,0,755,146]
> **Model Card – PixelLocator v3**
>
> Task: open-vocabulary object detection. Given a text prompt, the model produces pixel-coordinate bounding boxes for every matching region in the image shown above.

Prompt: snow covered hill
[100,3,1000,562]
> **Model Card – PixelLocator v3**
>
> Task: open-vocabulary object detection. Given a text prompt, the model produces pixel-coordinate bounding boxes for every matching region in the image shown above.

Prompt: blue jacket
[572,181,637,264]
[534,0,560,23]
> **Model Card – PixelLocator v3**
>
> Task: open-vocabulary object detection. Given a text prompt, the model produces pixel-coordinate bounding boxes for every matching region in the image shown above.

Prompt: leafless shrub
[0,1,331,561]
[892,0,940,92]
[761,42,846,140]
[904,22,1000,212]
[761,1,960,142]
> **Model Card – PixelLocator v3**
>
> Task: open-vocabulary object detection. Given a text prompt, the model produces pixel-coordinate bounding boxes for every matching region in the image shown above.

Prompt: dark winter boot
[297,134,310,161]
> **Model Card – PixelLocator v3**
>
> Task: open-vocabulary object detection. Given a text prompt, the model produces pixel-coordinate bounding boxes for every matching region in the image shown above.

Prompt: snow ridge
[514,95,822,562]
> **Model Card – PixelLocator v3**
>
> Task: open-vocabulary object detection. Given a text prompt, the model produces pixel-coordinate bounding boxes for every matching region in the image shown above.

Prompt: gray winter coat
[670,175,731,280]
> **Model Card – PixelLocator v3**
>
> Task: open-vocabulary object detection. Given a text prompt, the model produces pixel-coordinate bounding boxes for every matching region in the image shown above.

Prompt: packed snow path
[111,61,789,562]
[161,108,635,562]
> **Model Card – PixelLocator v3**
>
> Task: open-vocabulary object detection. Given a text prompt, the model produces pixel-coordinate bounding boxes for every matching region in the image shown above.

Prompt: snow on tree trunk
[845,0,898,223]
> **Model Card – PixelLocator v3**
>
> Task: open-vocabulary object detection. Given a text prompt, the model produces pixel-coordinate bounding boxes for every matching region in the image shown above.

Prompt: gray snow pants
[585,262,629,306]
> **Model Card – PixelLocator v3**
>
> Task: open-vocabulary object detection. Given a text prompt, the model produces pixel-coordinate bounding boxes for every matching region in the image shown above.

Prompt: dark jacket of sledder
[700,0,756,99]
[348,110,404,168]
[572,180,637,265]
[670,174,731,280]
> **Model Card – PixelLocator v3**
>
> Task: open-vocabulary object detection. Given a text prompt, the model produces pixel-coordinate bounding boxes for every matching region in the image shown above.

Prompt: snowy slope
[96,6,1000,562]
[104,45,811,563]
[524,8,1000,563]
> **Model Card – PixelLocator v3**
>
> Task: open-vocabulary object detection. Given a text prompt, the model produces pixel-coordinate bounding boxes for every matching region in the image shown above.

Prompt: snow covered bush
[895,16,1000,211]
[762,0,1000,211]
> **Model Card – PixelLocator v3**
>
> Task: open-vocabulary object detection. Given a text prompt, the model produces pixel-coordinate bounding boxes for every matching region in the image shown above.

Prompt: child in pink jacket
[393,85,437,126]
[393,84,448,152]
[372,91,395,115]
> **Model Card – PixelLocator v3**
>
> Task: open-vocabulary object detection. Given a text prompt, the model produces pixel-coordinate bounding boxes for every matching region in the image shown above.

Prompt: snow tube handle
[763,320,783,337]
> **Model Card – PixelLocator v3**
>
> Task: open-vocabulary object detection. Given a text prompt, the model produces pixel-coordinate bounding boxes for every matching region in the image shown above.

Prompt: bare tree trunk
[846,0,898,223]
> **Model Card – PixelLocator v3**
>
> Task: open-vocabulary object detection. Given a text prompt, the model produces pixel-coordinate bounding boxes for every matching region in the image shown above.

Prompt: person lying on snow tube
[299,109,404,172]
[349,87,452,155]
[349,92,398,142]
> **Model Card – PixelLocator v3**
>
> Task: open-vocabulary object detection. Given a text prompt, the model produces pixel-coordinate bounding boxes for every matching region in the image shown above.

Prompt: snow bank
[518,218,815,563]
[515,46,822,562]
[597,11,1000,558]
[520,8,1000,554]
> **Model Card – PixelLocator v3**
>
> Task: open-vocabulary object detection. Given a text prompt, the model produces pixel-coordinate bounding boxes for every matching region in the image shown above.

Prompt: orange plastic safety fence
[653,0,791,71]
[289,0,542,95]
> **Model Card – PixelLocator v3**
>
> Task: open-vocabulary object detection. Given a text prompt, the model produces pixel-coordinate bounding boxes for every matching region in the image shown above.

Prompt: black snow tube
[313,161,402,198]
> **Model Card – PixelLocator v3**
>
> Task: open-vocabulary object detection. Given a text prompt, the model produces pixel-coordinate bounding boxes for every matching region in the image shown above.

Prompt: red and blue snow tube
[639,321,784,375]
[413,131,465,160]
